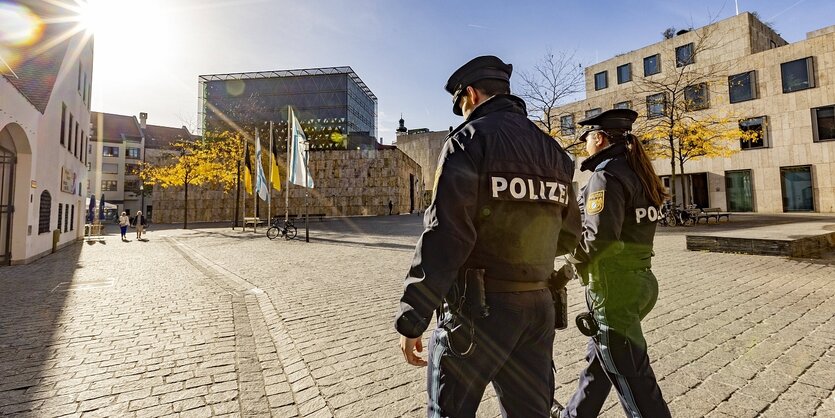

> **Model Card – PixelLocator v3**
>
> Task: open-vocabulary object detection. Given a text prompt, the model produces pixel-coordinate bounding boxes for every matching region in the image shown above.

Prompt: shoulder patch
[586,190,605,215]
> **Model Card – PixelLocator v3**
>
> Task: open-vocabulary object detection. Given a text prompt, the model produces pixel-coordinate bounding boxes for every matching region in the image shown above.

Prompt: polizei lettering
[635,206,663,223]
[490,175,569,205]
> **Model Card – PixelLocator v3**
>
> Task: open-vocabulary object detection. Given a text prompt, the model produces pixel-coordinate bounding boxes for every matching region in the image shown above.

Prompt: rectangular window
[77,62,82,92]
[643,54,661,76]
[68,114,74,153]
[780,166,814,212]
[102,180,118,191]
[57,203,63,231]
[102,146,119,157]
[70,205,74,231]
[560,115,575,135]
[126,147,141,159]
[585,108,602,118]
[725,170,754,212]
[60,103,66,145]
[616,63,631,84]
[74,122,79,158]
[646,93,666,118]
[676,43,695,67]
[613,101,632,110]
[684,83,709,111]
[125,163,140,175]
[64,204,69,232]
[124,180,140,193]
[594,71,608,90]
[739,116,768,149]
[781,57,815,93]
[812,105,835,142]
[102,163,119,174]
[83,72,88,103]
[728,71,757,103]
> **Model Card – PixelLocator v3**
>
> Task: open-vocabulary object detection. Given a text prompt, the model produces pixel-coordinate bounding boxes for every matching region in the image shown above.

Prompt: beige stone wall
[395,130,448,193]
[151,148,423,223]
[553,13,835,213]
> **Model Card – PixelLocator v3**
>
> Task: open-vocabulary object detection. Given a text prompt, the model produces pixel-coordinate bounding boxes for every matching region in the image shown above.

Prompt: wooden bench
[695,208,731,224]
[243,217,268,228]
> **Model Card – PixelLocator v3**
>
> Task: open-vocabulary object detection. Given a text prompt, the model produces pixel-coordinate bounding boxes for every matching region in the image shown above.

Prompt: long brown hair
[604,131,669,206]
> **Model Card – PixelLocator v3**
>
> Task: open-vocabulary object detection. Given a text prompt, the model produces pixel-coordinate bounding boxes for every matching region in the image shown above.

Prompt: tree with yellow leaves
[138,131,243,228]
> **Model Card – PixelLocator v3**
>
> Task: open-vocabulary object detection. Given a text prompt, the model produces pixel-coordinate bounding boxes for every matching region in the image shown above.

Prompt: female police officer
[555,109,672,418]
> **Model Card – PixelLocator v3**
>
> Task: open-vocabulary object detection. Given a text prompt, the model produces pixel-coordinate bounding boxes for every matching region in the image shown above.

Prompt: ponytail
[624,134,668,206]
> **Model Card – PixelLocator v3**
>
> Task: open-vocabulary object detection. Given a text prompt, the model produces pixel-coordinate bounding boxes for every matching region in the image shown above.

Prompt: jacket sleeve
[395,135,480,338]
[572,171,626,265]
[557,186,582,256]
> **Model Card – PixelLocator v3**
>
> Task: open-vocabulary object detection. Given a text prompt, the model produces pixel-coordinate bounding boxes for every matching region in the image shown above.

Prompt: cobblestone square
[1,215,833,417]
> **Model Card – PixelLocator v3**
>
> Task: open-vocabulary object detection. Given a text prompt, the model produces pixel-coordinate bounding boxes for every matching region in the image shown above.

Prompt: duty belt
[484,277,549,293]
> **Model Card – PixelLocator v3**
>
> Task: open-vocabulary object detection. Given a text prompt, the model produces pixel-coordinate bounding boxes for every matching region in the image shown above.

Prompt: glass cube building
[198,67,377,150]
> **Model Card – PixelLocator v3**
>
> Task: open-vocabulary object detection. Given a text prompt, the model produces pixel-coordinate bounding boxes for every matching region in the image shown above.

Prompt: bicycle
[658,202,696,227]
[266,217,297,240]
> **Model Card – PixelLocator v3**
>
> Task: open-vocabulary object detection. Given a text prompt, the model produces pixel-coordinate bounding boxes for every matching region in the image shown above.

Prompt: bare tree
[517,49,584,139]
[633,20,738,206]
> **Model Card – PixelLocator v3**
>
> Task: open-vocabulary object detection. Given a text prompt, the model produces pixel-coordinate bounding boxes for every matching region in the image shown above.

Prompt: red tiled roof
[2,1,78,113]
[90,112,142,143]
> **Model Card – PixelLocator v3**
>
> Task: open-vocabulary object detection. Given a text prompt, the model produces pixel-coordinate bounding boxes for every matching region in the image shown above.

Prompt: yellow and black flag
[243,141,253,195]
[270,137,281,191]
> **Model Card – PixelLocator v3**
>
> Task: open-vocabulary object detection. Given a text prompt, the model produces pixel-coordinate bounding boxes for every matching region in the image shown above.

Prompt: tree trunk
[668,133,677,205]
[679,157,689,208]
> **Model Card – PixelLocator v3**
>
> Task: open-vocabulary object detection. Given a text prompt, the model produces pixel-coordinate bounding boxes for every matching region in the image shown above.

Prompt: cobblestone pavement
[1,215,833,417]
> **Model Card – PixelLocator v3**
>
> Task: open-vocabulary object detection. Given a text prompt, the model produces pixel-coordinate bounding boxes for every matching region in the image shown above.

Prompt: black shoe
[550,401,564,418]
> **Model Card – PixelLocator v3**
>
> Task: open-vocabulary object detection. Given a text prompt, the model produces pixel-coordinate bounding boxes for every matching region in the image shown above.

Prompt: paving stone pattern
[0,216,833,417]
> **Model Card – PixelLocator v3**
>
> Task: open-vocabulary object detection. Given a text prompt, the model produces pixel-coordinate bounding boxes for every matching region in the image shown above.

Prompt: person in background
[118,211,130,241]
[135,210,147,240]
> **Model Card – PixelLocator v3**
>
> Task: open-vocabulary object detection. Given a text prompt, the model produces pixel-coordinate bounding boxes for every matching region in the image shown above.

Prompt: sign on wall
[61,166,77,194]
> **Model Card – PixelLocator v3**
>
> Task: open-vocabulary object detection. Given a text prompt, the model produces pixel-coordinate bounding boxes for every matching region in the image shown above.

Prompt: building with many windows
[88,112,193,220]
[0,1,92,264]
[552,13,835,213]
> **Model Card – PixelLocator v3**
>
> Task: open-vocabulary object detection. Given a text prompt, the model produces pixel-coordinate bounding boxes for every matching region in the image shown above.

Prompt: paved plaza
[1,214,834,417]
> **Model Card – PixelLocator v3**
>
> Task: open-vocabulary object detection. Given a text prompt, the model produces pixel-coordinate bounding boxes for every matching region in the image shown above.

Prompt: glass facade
[725,170,753,212]
[202,68,377,150]
[780,166,814,212]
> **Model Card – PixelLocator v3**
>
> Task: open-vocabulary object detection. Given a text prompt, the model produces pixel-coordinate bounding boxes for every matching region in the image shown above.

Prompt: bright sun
[78,0,167,46]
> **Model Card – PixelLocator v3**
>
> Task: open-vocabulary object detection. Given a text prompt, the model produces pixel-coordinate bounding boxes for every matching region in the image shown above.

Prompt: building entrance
[0,146,16,265]
[781,166,814,212]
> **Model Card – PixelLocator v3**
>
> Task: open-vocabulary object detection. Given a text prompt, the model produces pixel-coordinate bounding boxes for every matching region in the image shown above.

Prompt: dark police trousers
[427,289,554,418]
[562,269,671,418]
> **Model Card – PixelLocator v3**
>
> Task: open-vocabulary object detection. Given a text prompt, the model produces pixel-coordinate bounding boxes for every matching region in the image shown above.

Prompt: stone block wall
[152,148,423,224]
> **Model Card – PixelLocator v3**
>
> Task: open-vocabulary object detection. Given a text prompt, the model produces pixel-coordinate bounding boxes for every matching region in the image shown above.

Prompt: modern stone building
[0,1,93,264]
[393,117,449,201]
[88,112,193,220]
[551,13,835,213]
[151,148,422,223]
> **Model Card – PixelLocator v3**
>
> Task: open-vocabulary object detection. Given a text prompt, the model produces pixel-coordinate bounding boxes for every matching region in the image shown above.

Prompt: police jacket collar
[448,94,528,137]
[580,141,628,172]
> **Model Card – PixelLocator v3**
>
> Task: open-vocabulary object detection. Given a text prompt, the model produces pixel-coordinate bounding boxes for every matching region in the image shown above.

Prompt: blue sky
[87,0,835,143]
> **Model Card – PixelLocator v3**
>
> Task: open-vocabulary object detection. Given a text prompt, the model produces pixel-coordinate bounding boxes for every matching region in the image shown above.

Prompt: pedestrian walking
[395,55,581,418]
[388,199,394,215]
[118,211,130,241]
[553,109,672,418]
[135,210,147,240]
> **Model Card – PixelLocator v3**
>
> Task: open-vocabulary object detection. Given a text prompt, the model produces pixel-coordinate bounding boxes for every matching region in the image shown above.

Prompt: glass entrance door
[780,166,814,212]
[725,170,753,212]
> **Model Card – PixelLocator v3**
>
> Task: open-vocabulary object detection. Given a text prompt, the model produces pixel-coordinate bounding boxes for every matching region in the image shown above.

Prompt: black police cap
[577,108,638,140]
[445,55,512,116]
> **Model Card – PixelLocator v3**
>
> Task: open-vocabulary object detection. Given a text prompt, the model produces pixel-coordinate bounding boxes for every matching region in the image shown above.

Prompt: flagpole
[305,140,310,243]
[242,139,247,232]
[253,131,258,234]
[268,121,273,225]
[286,107,291,223]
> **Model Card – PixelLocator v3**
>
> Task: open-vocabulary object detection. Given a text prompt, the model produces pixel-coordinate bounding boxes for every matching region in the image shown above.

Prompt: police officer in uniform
[553,109,672,418]
[395,55,581,418]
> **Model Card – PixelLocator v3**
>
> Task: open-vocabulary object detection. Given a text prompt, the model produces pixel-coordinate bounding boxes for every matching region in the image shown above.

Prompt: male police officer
[554,109,671,418]
[395,55,581,418]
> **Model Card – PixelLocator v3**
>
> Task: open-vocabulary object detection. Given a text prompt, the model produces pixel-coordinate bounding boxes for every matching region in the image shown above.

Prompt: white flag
[254,131,269,201]
[289,108,315,188]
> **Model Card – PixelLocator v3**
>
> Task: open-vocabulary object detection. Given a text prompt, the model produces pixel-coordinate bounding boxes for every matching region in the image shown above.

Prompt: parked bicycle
[266,217,297,240]
[659,202,696,227]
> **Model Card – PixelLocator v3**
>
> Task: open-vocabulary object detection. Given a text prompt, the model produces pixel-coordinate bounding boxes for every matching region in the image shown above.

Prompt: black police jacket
[572,142,658,271]
[395,94,581,338]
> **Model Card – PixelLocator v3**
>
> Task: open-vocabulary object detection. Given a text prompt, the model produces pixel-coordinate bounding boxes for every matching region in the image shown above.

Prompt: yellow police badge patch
[586,190,605,215]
